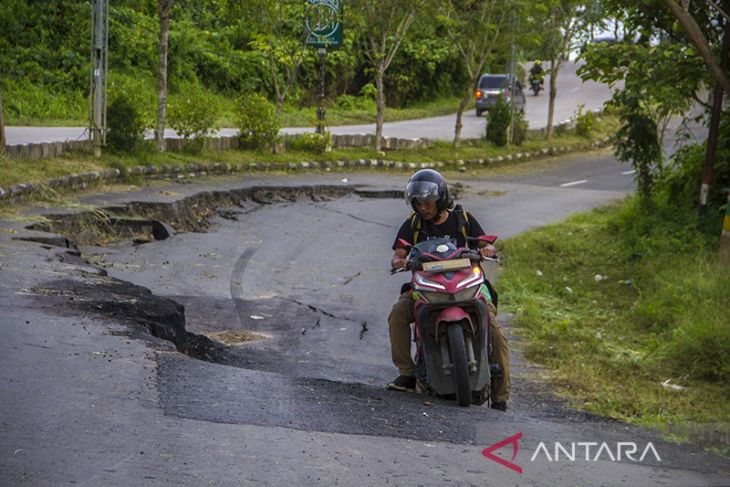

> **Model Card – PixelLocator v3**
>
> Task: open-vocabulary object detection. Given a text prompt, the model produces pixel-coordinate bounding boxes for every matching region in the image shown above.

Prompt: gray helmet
[405,169,451,213]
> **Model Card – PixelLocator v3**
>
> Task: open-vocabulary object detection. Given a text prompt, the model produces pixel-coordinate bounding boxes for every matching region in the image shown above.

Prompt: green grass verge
[0,116,618,190]
[276,96,471,128]
[498,197,730,428]
[3,78,468,128]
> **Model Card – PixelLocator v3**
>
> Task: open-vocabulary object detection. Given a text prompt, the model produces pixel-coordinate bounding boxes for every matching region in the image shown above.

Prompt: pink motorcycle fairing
[434,306,473,336]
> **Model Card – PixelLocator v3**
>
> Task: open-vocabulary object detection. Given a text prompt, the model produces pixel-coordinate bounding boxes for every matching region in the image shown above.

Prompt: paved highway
[5,62,613,145]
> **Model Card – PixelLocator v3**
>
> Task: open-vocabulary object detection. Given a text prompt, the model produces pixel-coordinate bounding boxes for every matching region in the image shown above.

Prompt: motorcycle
[392,235,500,407]
[529,75,543,96]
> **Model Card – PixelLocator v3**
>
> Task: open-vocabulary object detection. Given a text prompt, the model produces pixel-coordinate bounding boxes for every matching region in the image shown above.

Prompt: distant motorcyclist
[386,169,511,412]
[529,60,545,86]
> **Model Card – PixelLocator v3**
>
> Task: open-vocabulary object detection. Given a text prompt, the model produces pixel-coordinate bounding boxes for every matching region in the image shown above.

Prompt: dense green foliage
[578,3,724,203]
[0,0,475,126]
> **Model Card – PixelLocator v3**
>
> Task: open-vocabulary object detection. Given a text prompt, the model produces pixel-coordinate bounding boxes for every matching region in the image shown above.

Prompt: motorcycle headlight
[414,273,446,290]
[456,267,483,289]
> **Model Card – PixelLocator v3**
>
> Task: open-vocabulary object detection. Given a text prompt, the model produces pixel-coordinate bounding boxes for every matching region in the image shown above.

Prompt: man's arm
[465,212,497,258]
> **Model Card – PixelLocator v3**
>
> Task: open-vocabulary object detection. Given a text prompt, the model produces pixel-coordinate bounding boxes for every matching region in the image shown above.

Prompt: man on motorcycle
[387,169,511,411]
[529,60,545,85]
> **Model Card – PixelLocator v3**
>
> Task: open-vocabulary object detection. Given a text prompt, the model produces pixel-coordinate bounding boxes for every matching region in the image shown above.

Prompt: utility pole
[89,0,109,158]
[508,10,517,145]
[316,47,326,135]
[305,0,342,138]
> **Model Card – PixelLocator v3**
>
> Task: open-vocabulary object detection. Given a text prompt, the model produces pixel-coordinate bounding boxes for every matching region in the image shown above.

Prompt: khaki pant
[388,291,511,403]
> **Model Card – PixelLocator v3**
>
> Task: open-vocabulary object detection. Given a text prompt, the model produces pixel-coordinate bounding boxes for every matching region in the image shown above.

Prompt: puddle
[208,330,269,345]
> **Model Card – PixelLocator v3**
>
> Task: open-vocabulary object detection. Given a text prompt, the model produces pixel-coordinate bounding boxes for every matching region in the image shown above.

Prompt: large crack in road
[23,185,396,367]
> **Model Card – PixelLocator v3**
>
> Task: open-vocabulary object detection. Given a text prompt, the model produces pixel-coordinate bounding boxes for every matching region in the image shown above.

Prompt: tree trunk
[664,0,730,96]
[375,64,385,152]
[720,193,730,265]
[155,0,173,152]
[268,46,284,117]
[453,87,472,149]
[0,88,6,155]
[699,3,730,216]
[546,59,559,138]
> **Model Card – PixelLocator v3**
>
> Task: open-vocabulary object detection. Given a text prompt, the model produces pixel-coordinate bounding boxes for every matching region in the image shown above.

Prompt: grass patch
[0,116,617,191]
[498,197,730,426]
[4,79,469,129]
[277,96,470,128]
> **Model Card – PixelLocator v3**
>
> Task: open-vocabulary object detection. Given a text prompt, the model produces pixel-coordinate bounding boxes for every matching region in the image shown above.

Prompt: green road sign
[305,0,343,48]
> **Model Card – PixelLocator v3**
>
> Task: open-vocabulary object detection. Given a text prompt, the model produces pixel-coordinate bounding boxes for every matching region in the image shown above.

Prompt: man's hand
[391,249,408,269]
[479,244,497,259]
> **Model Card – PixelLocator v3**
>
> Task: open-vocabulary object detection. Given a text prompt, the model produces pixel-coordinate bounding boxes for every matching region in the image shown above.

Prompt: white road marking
[622,170,636,175]
[560,179,588,187]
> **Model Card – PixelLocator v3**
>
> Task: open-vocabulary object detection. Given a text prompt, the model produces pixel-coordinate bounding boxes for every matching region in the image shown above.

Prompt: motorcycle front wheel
[447,323,471,407]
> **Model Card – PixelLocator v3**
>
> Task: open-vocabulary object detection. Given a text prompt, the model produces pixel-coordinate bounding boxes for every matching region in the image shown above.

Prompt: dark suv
[475,74,526,116]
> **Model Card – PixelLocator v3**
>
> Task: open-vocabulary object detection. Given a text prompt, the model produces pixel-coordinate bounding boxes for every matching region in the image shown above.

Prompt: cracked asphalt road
[1,160,729,486]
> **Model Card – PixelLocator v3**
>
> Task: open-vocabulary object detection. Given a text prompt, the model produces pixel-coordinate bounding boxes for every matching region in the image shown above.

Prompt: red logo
[482,432,523,474]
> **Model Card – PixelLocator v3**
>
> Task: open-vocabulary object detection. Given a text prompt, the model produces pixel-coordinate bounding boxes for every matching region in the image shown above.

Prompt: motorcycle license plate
[422,258,471,272]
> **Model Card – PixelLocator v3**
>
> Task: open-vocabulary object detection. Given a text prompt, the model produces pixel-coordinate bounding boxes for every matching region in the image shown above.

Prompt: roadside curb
[0,137,612,204]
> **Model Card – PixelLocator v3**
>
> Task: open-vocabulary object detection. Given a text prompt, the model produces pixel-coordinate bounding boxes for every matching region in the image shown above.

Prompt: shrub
[575,104,596,137]
[486,96,511,147]
[107,73,156,128]
[512,108,528,146]
[657,127,729,213]
[106,96,146,153]
[237,93,280,151]
[333,94,375,112]
[286,131,331,154]
[168,87,219,153]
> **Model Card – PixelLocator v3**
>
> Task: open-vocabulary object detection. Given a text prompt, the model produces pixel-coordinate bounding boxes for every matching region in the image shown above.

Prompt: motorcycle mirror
[396,238,413,251]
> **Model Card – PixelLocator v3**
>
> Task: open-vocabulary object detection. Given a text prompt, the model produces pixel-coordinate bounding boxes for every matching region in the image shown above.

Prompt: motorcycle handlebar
[390,255,499,274]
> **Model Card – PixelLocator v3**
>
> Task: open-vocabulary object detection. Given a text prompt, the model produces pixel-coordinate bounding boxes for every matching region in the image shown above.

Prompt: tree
[155,0,174,152]
[536,0,590,137]
[662,0,730,95]
[350,0,421,151]
[578,0,728,207]
[434,0,510,148]
[225,0,308,116]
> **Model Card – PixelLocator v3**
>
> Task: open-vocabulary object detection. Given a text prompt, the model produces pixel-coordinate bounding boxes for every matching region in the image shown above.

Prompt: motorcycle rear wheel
[447,323,471,407]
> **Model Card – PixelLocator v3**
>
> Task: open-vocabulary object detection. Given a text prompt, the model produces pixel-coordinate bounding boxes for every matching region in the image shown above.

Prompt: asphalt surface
[5,61,613,145]
[1,152,728,486]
